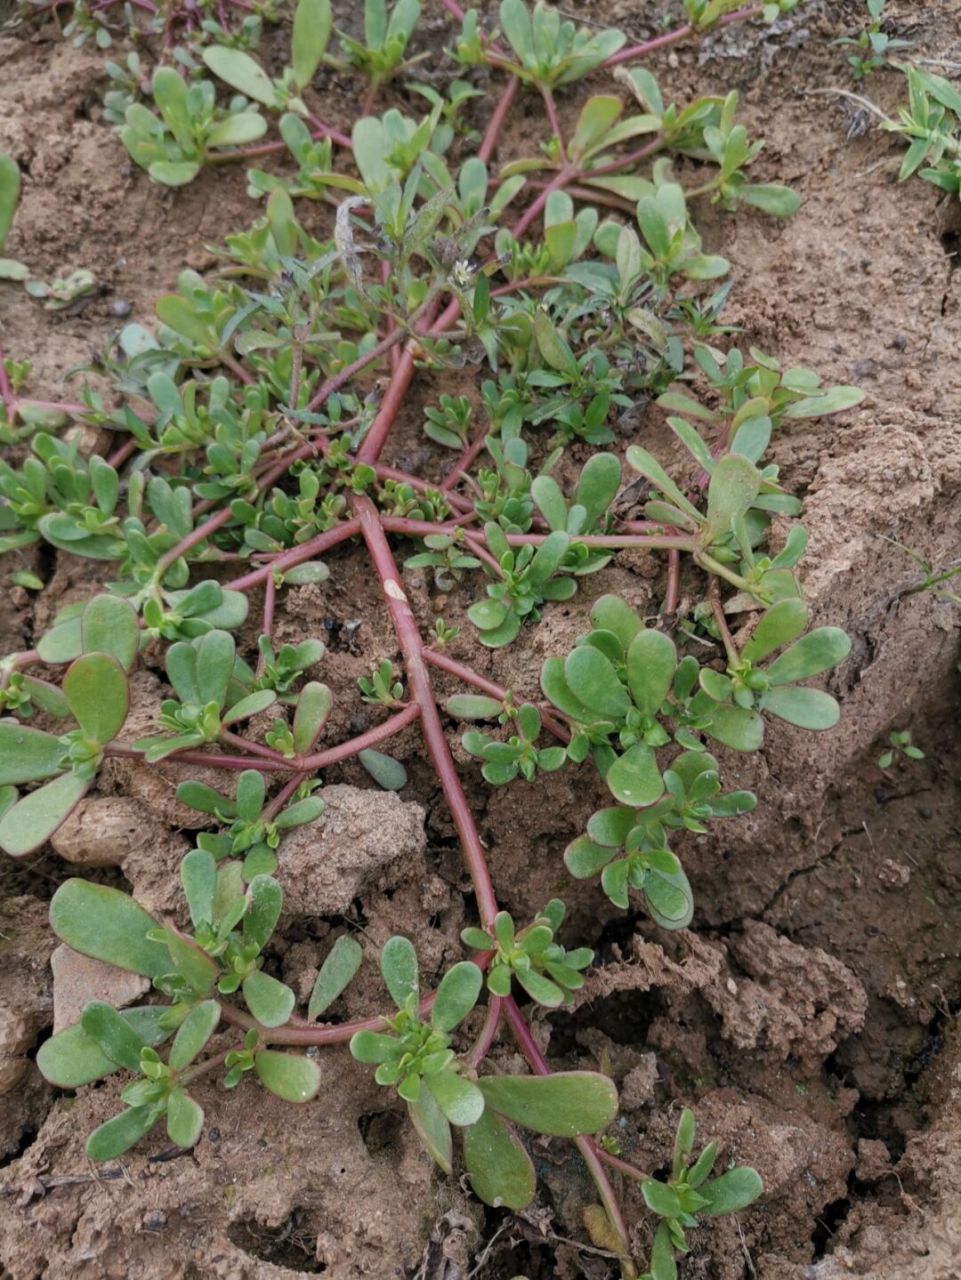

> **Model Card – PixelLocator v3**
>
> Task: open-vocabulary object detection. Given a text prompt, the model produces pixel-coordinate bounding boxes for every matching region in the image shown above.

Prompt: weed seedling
[834,0,913,80]
[878,729,924,770]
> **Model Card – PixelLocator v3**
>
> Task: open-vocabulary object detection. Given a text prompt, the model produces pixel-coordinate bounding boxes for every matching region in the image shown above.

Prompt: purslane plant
[0,1,859,1274]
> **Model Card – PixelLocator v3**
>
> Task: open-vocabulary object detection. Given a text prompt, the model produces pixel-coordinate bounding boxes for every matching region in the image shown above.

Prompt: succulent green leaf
[244,874,282,952]
[705,455,761,542]
[0,762,90,855]
[0,153,20,251]
[528,530,571,586]
[63,653,128,744]
[741,599,808,664]
[243,970,295,1027]
[81,1001,149,1072]
[478,1070,618,1136]
[431,961,483,1032]
[626,629,677,716]
[644,865,694,930]
[759,686,840,730]
[571,95,623,159]
[36,611,84,665]
[181,849,217,928]
[292,681,332,753]
[0,721,67,785]
[700,702,763,752]
[49,880,168,977]
[540,657,595,722]
[425,1066,485,1126]
[563,646,631,719]
[564,836,615,879]
[740,183,800,217]
[222,689,277,725]
[358,748,407,790]
[86,1104,164,1161]
[81,596,139,671]
[162,924,219,995]
[194,630,235,708]
[308,934,364,1019]
[177,780,230,817]
[701,1166,763,1215]
[533,310,577,376]
[349,1031,398,1063]
[291,0,332,89]
[445,694,503,721]
[782,386,864,419]
[673,1106,696,1174]
[206,114,268,149]
[408,1084,453,1174]
[601,858,630,909]
[589,596,642,651]
[586,806,637,847]
[169,1000,220,1071]
[381,935,418,1009]
[274,796,324,829]
[642,1178,683,1219]
[463,1108,536,1209]
[149,161,202,187]
[605,744,663,807]
[38,1008,171,1087]
[468,598,508,631]
[254,1049,321,1102]
[649,1221,678,1280]
[167,1089,204,1148]
[765,628,851,685]
[515,967,565,1007]
[625,447,701,523]
[203,47,278,106]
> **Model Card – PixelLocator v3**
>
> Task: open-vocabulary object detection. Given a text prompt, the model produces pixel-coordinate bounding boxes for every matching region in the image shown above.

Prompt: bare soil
[1,1,960,1277]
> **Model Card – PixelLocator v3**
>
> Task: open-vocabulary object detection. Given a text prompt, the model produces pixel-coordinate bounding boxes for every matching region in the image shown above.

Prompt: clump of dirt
[0,1,959,1278]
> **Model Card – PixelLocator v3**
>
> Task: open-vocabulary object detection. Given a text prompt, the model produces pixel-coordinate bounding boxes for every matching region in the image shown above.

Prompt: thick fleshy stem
[305,294,431,414]
[0,650,40,691]
[594,1148,652,1183]
[423,648,505,699]
[226,519,362,592]
[440,429,489,493]
[664,548,681,616]
[0,345,17,422]
[219,729,289,765]
[463,995,503,1070]
[603,5,764,68]
[353,496,499,929]
[262,770,309,822]
[355,297,453,465]
[260,571,276,642]
[710,589,740,668]
[479,76,519,164]
[540,86,566,161]
[423,648,569,744]
[218,991,434,1046]
[510,167,577,240]
[103,704,419,775]
[502,997,636,1277]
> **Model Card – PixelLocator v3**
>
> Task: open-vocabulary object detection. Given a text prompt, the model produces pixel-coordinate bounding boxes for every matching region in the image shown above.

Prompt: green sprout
[878,729,925,770]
